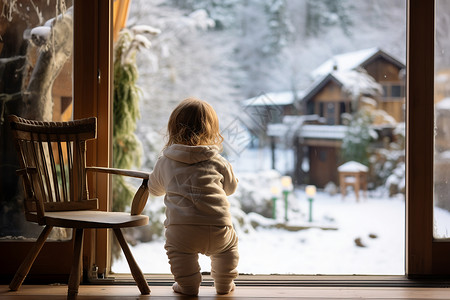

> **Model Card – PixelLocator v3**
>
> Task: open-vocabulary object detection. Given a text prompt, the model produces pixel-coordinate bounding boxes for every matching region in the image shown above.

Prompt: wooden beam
[406,0,435,276]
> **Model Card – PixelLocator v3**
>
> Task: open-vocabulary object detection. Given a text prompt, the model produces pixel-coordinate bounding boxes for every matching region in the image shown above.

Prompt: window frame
[101,0,447,280]
[1,0,444,284]
[405,0,450,276]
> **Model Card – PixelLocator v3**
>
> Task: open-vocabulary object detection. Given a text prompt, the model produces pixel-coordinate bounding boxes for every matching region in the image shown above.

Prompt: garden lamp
[306,185,316,222]
[270,186,280,219]
[281,176,293,222]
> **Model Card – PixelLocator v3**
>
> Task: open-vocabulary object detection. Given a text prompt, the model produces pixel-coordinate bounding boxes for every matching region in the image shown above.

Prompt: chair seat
[32,211,149,228]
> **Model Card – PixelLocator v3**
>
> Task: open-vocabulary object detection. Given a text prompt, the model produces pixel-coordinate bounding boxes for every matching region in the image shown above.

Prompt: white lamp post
[305,185,316,222]
[281,176,293,222]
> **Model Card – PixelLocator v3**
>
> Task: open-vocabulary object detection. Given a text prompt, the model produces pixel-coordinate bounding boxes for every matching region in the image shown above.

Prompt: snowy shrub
[341,110,376,167]
[370,123,405,195]
[324,181,339,195]
[230,170,283,218]
[384,162,405,197]
[228,196,255,236]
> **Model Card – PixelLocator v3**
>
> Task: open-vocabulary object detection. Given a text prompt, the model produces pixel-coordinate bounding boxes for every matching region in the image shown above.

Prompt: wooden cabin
[304,48,405,124]
[291,48,405,188]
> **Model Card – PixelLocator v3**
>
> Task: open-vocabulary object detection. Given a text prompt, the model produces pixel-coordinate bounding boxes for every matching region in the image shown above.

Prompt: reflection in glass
[434,0,450,239]
[0,1,73,241]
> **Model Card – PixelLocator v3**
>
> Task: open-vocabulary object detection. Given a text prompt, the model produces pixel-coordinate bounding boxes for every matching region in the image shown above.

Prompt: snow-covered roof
[312,48,380,79]
[338,161,369,172]
[311,47,405,80]
[299,124,347,140]
[242,91,304,107]
[267,123,289,137]
[267,115,321,137]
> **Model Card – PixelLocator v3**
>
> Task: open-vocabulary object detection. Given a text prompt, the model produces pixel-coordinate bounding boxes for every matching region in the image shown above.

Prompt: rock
[354,237,366,247]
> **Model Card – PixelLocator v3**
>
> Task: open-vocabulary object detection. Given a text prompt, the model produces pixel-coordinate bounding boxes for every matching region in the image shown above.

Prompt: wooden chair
[7,115,151,296]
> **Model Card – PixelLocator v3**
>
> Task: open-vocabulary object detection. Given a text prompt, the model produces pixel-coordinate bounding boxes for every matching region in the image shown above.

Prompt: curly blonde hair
[166,97,224,147]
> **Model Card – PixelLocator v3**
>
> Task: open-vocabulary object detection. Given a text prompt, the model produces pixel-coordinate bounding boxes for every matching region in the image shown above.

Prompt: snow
[187,9,216,30]
[311,47,380,79]
[338,161,369,172]
[438,151,450,160]
[30,26,51,39]
[332,70,383,98]
[110,142,450,277]
[242,91,299,107]
[30,26,51,46]
[112,191,408,275]
[111,188,450,275]
[131,25,161,35]
[361,96,378,107]
[267,115,321,137]
[229,147,295,175]
[300,124,347,140]
[436,97,450,110]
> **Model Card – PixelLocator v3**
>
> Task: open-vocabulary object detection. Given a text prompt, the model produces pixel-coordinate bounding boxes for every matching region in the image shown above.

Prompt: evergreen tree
[169,0,238,30]
[263,0,292,55]
[341,110,374,167]
[305,0,353,37]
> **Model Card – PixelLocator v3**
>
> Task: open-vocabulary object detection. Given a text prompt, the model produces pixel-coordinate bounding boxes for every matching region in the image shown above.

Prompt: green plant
[341,110,374,167]
[112,29,144,212]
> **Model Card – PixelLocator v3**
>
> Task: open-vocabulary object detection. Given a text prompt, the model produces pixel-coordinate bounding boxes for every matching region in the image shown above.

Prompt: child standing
[148,98,239,296]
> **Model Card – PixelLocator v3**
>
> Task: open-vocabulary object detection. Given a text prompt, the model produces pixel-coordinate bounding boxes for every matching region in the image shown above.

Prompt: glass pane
[434,0,450,239]
[111,0,406,275]
[0,0,73,241]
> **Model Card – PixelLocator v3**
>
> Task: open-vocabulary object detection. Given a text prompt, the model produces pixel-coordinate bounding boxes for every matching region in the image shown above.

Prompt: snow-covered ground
[113,190,410,275]
[111,147,450,276]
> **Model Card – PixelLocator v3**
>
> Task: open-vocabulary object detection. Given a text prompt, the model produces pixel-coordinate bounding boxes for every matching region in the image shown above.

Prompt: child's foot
[216,281,235,295]
[172,282,199,296]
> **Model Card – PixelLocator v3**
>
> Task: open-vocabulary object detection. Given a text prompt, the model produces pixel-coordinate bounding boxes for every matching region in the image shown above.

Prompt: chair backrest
[8,115,99,223]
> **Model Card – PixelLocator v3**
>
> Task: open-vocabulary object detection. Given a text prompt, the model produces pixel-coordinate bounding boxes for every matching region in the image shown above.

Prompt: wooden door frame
[2,0,449,283]
[406,0,450,277]
[73,0,112,278]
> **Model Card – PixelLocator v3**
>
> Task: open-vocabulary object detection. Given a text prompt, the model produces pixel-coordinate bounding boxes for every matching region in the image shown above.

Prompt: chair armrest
[86,166,150,215]
[86,167,150,179]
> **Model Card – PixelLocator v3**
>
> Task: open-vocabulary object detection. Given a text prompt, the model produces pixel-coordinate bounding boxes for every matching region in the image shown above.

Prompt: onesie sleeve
[148,157,166,196]
[220,158,238,196]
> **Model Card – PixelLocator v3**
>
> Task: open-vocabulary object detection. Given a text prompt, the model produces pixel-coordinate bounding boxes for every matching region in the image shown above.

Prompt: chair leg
[9,225,53,291]
[68,228,84,297]
[113,228,150,295]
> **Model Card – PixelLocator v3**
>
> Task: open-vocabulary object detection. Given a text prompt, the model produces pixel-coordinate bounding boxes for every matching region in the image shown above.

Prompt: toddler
[148,97,239,296]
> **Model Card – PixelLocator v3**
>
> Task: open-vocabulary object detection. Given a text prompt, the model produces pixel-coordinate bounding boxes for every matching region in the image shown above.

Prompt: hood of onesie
[163,144,220,164]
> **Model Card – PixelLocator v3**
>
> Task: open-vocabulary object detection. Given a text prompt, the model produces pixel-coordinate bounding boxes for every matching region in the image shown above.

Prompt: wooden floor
[1,284,450,299]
